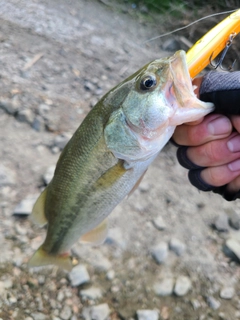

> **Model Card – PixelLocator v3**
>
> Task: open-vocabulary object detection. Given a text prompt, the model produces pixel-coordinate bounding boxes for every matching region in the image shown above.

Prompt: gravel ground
[1,1,240,319]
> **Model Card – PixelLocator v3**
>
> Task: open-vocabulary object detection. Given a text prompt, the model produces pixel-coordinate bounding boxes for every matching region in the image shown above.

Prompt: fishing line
[144,9,237,43]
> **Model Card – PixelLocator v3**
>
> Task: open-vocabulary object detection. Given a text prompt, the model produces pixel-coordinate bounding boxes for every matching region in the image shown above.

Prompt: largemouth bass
[29,50,214,271]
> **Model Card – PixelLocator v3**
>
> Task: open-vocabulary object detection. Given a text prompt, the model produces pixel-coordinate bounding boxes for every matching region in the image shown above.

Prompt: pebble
[82,303,110,320]
[80,287,102,300]
[68,264,90,287]
[152,216,166,231]
[169,238,186,256]
[191,299,201,310]
[30,313,47,320]
[17,108,34,124]
[213,213,229,232]
[219,286,235,299]
[13,194,38,216]
[207,296,221,310]
[0,164,16,186]
[174,276,192,296]
[106,227,126,249]
[106,270,115,280]
[136,309,159,320]
[60,305,72,320]
[32,115,45,131]
[153,277,174,296]
[43,165,55,185]
[228,210,240,230]
[91,256,112,271]
[38,103,50,117]
[52,133,71,150]
[224,238,240,261]
[151,242,168,264]
[0,99,20,114]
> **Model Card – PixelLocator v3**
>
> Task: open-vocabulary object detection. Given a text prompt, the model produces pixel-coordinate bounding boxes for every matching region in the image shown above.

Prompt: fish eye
[140,74,157,91]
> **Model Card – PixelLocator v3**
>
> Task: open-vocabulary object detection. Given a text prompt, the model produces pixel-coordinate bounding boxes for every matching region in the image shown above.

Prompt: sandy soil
[1,1,240,319]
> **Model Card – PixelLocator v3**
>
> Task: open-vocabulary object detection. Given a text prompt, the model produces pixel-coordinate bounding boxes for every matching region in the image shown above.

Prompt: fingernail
[208,117,231,135]
[227,136,240,152]
[228,159,240,171]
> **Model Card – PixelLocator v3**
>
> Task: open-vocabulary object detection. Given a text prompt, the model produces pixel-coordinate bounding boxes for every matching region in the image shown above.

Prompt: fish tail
[28,246,72,271]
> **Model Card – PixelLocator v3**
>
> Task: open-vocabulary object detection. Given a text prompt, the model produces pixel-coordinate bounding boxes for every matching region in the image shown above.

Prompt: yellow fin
[80,219,108,245]
[28,246,72,271]
[30,188,48,227]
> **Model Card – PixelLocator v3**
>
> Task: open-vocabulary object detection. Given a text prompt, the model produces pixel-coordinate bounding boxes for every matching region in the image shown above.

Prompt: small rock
[17,109,34,124]
[91,256,112,271]
[15,223,27,235]
[213,213,229,232]
[137,309,159,320]
[191,299,201,310]
[152,216,166,231]
[84,81,95,92]
[30,313,47,320]
[32,115,45,131]
[60,305,72,320]
[220,286,235,299]
[13,194,38,216]
[53,133,71,150]
[38,275,45,285]
[228,210,240,230]
[38,103,50,117]
[106,227,126,249]
[169,238,186,256]
[207,296,221,310]
[151,242,168,264]
[224,238,240,261]
[43,165,55,185]
[0,164,16,186]
[174,276,192,296]
[80,287,102,300]
[3,279,13,289]
[68,264,90,287]
[106,270,115,280]
[0,99,19,114]
[82,303,110,320]
[153,277,174,296]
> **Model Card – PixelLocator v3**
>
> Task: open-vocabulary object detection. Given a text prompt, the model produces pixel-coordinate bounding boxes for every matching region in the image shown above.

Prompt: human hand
[172,72,240,201]
[173,114,240,200]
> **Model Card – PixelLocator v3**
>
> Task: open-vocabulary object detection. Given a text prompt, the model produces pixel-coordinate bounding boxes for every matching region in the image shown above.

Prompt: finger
[173,114,232,146]
[201,159,240,187]
[226,175,240,194]
[189,161,240,192]
[186,132,240,167]
[230,115,240,133]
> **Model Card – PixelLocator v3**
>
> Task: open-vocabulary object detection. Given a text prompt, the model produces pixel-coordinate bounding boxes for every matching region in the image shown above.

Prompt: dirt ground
[1,1,240,319]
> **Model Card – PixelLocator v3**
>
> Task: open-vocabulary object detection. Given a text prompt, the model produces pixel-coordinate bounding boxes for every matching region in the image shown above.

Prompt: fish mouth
[168,50,214,125]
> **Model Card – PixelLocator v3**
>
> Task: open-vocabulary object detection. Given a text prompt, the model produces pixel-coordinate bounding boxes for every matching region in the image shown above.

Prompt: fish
[28,50,214,271]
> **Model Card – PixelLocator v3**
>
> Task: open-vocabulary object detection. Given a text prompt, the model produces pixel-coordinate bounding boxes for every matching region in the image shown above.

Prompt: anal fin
[80,218,108,245]
[30,188,48,227]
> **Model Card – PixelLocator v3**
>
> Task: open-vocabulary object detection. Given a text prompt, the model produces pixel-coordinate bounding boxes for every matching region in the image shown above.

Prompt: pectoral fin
[30,188,48,227]
[28,245,72,271]
[80,219,108,245]
[128,170,147,197]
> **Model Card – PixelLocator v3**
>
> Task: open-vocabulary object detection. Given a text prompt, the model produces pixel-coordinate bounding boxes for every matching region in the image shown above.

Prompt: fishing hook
[209,33,237,71]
